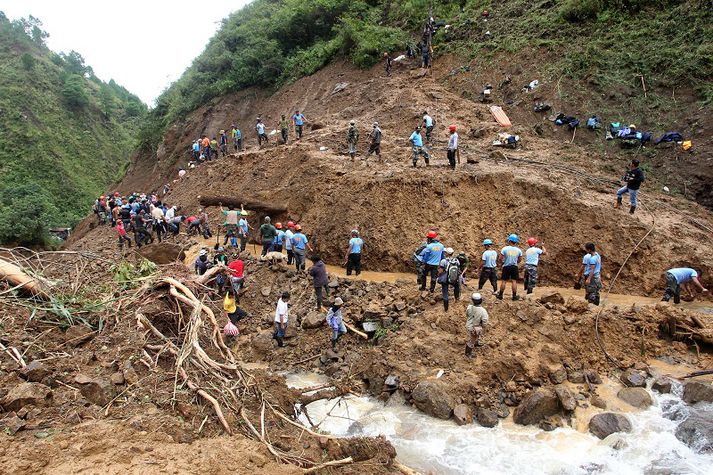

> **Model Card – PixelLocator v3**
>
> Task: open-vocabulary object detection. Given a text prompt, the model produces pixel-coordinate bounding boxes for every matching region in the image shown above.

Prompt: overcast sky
[2,0,250,105]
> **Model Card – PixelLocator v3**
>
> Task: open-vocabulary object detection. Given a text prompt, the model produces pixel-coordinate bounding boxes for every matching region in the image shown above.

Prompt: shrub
[560,0,604,22]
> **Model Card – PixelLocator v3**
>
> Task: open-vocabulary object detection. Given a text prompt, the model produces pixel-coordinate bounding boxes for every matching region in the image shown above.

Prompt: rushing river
[285,373,712,475]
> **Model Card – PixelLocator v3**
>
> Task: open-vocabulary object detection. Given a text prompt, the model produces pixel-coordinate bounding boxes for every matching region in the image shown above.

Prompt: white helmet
[444,247,454,255]
[471,292,482,303]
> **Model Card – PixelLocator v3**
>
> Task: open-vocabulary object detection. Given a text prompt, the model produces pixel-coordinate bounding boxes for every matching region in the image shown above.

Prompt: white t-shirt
[274,298,289,323]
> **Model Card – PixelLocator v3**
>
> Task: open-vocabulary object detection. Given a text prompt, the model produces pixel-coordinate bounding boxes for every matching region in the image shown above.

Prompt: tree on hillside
[61,74,89,109]
[0,182,54,245]
[20,52,35,70]
[99,84,116,119]
[61,50,92,77]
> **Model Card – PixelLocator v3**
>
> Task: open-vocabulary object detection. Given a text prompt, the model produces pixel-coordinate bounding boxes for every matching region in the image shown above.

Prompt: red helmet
[294,224,302,231]
[275,222,282,229]
[287,221,295,228]
[527,237,537,246]
[448,124,457,132]
[426,230,438,239]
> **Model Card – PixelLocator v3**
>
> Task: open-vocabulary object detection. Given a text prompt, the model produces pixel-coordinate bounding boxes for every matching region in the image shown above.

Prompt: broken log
[0,258,50,299]
[198,195,287,215]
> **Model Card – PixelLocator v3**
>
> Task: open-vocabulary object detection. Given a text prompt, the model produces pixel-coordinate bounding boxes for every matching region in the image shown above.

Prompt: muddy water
[184,238,712,313]
[285,372,712,475]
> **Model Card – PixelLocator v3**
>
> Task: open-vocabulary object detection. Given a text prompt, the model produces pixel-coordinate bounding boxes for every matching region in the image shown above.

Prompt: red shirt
[228,260,244,278]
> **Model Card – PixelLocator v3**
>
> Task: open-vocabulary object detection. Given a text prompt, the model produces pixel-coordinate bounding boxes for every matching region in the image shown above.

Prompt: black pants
[296,125,303,139]
[314,285,329,308]
[441,281,461,309]
[420,264,438,291]
[261,241,272,257]
[281,128,288,144]
[346,253,362,275]
[447,149,457,169]
[153,221,166,243]
[368,142,381,156]
[258,133,268,145]
[135,229,152,247]
[287,249,294,265]
[478,267,498,292]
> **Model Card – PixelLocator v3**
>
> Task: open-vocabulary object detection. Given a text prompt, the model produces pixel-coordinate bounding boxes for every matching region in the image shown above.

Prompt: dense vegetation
[0,13,147,244]
[140,0,711,152]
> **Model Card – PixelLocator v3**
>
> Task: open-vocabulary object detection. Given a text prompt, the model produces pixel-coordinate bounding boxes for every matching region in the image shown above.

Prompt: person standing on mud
[256,117,268,146]
[344,229,364,276]
[292,110,306,140]
[346,120,359,160]
[575,242,602,305]
[422,111,434,144]
[327,297,347,351]
[116,220,132,250]
[238,212,249,252]
[367,122,382,158]
[220,204,240,247]
[309,255,329,309]
[284,221,296,265]
[497,234,523,301]
[478,239,498,294]
[409,125,430,167]
[280,114,289,144]
[447,125,459,169]
[418,230,444,292]
[232,124,242,151]
[465,292,489,358]
[384,52,392,77]
[616,159,645,214]
[438,247,461,311]
[662,267,708,304]
[290,224,313,272]
[274,291,290,348]
[273,222,285,252]
[258,216,277,257]
[524,238,546,295]
[219,130,228,157]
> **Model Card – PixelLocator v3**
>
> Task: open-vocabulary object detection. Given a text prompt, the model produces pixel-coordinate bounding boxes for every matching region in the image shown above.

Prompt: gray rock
[675,410,713,453]
[555,385,577,411]
[621,368,647,388]
[652,377,673,394]
[513,388,561,426]
[384,375,400,388]
[567,370,585,384]
[453,404,473,425]
[589,413,632,439]
[549,366,567,384]
[2,383,53,411]
[412,380,455,420]
[682,381,713,405]
[260,287,272,297]
[301,311,325,329]
[617,387,653,408]
[19,361,50,382]
[496,405,510,419]
[583,370,602,385]
[591,394,607,409]
[78,378,114,406]
[477,408,500,427]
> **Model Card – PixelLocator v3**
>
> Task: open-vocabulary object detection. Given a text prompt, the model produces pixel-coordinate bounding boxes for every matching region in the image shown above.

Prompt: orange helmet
[275,222,282,229]
[426,230,438,239]
[527,237,537,246]
[448,124,457,132]
[287,221,295,228]
[295,224,302,231]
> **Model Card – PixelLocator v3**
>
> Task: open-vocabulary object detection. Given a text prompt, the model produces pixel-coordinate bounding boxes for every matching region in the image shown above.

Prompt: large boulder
[412,380,455,420]
[476,408,499,428]
[675,410,713,453]
[2,382,53,411]
[589,413,632,439]
[617,387,653,408]
[652,377,674,394]
[565,297,590,314]
[301,311,325,330]
[682,381,713,405]
[620,368,647,388]
[555,385,576,412]
[513,388,561,426]
[453,404,473,425]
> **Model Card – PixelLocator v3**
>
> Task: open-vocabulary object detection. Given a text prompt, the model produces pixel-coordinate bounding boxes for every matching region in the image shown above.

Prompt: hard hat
[483,239,493,245]
[444,247,454,255]
[458,251,466,257]
[217,246,224,252]
[350,120,355,125]
[334,297,344,306]
[449,124,457,132]
[507,234,519,243]
[628,124,636,129]
[287,221,295,228]
[264,216,271,223]
[426,230,438,239]
[295,224,302,231]
[471,292,482,303]
[275,222,282,229]
[199,249,207,256]
[373,122,379,127]
[351,229,359,235]
[527,237,537,246]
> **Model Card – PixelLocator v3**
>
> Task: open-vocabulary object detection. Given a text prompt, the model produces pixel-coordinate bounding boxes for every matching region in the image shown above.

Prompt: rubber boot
[412,161,417,168]
[592,295,600,306]
[512,293,520,301]
[465,345,473,358]
[629,206,636,214]
[331,339,337,351]
[616,197,622,208]
[673,293,681,304]
[497,291,504,300]
[443,299,449,312]
[526,288,533,295]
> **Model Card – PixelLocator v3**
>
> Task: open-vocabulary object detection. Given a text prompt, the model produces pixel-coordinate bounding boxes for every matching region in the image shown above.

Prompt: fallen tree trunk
[198,195,287,215]
[0,258,50,299]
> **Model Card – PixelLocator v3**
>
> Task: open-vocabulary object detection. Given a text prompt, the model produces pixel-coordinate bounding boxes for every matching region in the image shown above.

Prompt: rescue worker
[616,159,645,214]
[344,229,363,276]
[309,255,329,309]
[273,222,285,252]
[258,216,277,257]
[232,124,242,151]
[220,204,240,246]
[202,135,211,160]
[478,239,498,293]
[194,249,210,275]
[384,52,392,76]
[347,120,359,160]
[438,247,461,311]
[327,297,347,351]
[422,111,434,144]
[418,230,444,292]
[256,117,268,146]
[219,130,228,157]
[465,292,489,358]
[497,234,522,301]
[367,122,382,158]
[662,267,708,303]
[524,237,547,295]
[116,220,132,249]
[280,114,289,144]
[192,140,200,161]
[273,291,290,348]
[457,251,470,285]
[291,224,313,271]
[238,212,249,252]
[447,124,459,169]
[409,125,429,167]
[292,110,306,140]
[284,221,296,265]
[575,242,602,305]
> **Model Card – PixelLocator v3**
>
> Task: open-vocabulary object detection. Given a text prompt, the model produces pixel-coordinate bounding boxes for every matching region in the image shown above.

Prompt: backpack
[446,258,460,284]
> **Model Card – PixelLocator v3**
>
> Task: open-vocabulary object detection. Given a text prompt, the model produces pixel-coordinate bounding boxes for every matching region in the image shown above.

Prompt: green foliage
[0,12,148,244]
[560,0,604,22]
[110,259,157,288]
[339,16,408,68]
[280,38,343,83]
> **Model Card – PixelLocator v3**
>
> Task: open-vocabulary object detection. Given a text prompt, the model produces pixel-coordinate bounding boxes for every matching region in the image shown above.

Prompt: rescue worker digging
[575,242,602,305]
[465,292,489,359]
[344,229,363,276]
[327,297,347,351]
[662,267,708,304]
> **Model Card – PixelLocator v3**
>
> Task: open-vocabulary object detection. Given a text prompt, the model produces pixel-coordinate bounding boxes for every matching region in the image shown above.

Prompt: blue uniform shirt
[668,267,697,284]
[420,241,444,266]
[583,253,602,276]
[349,237,363,254]
[256,123,265,134]
[525,247,543,266]
[501,246,523,266]
[293,114,305,126]
[292,233,308,250]
[192,143,200,152]
[238,218,248,235]
[423,114,433,127]
[410,131,423,147]
[482,249,497,268]
[284,230,294,250]
[274,230,285,245]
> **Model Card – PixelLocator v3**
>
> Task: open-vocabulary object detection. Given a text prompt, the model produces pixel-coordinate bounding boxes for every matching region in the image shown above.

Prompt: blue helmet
[507,234,519,243]
[483,239,493,245]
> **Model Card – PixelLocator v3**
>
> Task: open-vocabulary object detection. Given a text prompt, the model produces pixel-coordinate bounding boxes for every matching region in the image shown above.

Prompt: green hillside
[0,13,147,244]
